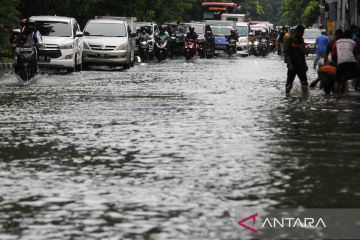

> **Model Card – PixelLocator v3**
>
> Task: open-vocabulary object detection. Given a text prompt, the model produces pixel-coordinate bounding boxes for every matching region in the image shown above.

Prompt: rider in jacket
[16,21,43,73]
[226,29,238,53]
[185,25,198,42]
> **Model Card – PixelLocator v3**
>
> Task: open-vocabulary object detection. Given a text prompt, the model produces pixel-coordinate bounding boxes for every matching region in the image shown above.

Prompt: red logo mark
[237,213,258,233]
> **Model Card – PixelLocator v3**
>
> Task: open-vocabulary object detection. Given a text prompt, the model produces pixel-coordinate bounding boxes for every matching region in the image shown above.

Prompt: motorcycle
[269,38,276,53]
[15,46,37,81]
[227,38,237,57]
[168,33,177,58]
[184,40,197,60]
[257,39,269,57]
[139,39,150,62]
[155,39,168,62]
[249,40,258,56]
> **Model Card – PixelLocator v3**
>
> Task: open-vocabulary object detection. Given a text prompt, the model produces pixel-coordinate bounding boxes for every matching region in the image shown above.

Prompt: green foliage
[279,0,321,26]
[18,0,196,27]
[0,0,19,48]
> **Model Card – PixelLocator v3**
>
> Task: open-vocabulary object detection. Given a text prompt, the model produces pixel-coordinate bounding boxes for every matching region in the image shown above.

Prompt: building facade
[327,0,360,31]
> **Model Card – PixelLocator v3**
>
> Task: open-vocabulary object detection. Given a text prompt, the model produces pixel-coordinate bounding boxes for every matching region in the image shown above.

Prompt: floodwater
[0,55,360,239]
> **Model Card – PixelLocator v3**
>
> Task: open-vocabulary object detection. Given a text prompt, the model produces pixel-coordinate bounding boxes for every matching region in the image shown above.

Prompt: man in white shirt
[335,30,360,93]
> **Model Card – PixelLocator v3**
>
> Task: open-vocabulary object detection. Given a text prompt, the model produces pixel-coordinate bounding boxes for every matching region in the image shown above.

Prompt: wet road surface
[1,55,360,239]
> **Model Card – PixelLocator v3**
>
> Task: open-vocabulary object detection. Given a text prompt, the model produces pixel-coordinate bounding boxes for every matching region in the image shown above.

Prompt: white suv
[82,18,136,69]
[30,16,84,72]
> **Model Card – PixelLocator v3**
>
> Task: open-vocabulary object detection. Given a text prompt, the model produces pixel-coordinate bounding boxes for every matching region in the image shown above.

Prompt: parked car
[304,28,322,55]
[30,16,84,72]
[134,22,159,59]
[236,22,250,56]
[82,17,137,69]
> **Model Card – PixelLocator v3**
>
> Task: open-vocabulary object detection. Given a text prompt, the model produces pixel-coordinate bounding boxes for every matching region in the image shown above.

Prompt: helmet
[189,25,195,32]
[159,26,164,32]
[140,26,147,33]
[230,29,236,34]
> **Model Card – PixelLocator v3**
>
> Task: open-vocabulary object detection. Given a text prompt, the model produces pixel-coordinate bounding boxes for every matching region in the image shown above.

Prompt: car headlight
[59,43,74,49]
[116,44,127,50]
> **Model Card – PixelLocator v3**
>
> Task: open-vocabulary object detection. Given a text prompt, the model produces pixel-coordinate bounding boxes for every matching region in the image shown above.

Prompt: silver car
[82,18,137,69]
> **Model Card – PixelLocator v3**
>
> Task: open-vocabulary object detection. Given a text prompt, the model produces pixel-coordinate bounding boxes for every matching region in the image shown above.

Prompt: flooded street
[1,54,360,239]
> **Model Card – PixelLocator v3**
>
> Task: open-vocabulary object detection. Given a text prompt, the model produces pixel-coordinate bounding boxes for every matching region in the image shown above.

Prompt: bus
[201,2,241,20]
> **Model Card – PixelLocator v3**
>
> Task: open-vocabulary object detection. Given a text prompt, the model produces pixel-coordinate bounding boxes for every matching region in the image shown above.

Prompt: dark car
[176,22,208,57]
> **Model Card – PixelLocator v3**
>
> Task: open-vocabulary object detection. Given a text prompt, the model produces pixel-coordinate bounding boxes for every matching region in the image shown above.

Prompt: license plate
[38,56,50,62]
[215,50,223,54]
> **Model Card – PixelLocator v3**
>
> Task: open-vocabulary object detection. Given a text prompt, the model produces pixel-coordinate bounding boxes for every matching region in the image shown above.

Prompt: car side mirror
[131,33,138,38]
[76,31,84,37]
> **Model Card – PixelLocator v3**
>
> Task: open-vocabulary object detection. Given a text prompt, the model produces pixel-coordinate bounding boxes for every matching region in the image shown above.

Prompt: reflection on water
[0,55,360,239]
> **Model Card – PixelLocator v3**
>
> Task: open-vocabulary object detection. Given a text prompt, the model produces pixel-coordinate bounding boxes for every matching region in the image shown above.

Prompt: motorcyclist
[156,26,169,43]
[205,25,215,56]
[226,29,238,54]
[138,26,150,42]
[17,21,43,51]
[16,21,43,72]
[226,29,239,42]
[185,25,198,42]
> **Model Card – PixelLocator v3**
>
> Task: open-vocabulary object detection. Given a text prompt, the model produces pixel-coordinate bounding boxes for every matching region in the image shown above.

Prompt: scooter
[15,46,37,81]
[139,40,150,62]
[257,39,269,57]
[227,38,237,58]
[155,39,168,62]
[184,40,197,60]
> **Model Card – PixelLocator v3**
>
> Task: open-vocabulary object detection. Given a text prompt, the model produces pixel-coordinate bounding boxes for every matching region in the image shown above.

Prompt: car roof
[305,28,321,32]
[88,18,126,24]
[30,16,73,23]
[236,22,249,26]
[135,22,156,26]
[182,22,205,26]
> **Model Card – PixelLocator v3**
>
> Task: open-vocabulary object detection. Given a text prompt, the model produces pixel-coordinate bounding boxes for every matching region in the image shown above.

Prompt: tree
[279,0,321,26]
[0,0,19,48]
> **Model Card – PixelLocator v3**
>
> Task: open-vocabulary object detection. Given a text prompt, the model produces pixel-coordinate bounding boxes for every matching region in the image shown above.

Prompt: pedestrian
[278,27,286,56]
[313,29,329,69]
[353,27,360,91]
[318,62,337,94]
[335,30,360,94]
[285,25,308,95]
[324,29,343,66]
[283,27,291,62]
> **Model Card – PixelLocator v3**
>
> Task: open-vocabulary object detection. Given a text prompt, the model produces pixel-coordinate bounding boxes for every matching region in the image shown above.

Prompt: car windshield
[236,26,248,36]
[36,21,71,37]
[177,24,205,34]
[135,23,153,34]
[84,22,127,37]
[211,26,233,36]
[304,30,321,39]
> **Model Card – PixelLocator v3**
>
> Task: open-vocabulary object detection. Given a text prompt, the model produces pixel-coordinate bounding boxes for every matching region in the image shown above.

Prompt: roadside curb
[0,63,14,70]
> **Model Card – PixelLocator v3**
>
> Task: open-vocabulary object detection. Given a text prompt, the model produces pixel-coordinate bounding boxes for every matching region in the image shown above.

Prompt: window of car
[236,26,248,37]
[36,21,72,37]
[304,30,321,39]
[84,22,127,37]
[211,26,233,36]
